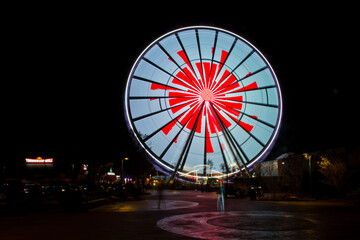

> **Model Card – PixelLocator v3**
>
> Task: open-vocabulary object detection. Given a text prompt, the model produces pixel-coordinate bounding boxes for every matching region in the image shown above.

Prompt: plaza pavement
[0,190,359,239]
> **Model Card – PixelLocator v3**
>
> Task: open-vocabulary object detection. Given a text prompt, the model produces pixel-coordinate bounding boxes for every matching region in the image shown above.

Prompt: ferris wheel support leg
[168,103,205,185]
[209,103,251,178]
[215,130,230,177]
[228,133,251,178]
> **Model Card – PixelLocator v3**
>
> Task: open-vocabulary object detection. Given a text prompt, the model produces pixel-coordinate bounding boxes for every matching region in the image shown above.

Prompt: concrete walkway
[0,190,359,240]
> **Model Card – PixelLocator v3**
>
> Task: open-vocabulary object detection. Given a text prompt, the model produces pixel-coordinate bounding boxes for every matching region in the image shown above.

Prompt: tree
[207,159,214,176]
[280,155,306,196]
[317,155,347,194]
[219,163,226,173]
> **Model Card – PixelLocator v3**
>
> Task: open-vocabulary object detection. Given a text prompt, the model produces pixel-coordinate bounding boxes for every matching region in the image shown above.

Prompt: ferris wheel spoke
[209,102,251,176]
[174,34,203,90]
[212,38,237,88]
[208,30,218,90]
[144,101,202,158]
[195,29,206,89]
[211,49,255,91]
[241,100,279,108]
[227,128,252,170]
[239,110,276,128]
[217,135,230,175]
[143,57,199,93]
[212,66,268,96]
[212,100,242,119]
[212,49,256,94]
[238,66,269,82]
[222,108,266,147]
[232,49,255,74]
[227,107,276,129]
[157,42,202,91]
[179,104,205,171]
[208,104,242,163]
[132,75,187,92]
[208,109,230,175]
[203,110,210,175]
[213,101,266,147]
[159,105,198,159]
[132,100,195,122]
[215,93,279,109]
[222,66,269,94]
[236,85,277,94]
[129,95,193,100]
[141,107,191,142]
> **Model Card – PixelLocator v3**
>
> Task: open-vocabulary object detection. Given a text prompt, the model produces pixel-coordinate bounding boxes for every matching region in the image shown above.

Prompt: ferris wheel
[125,26,282,179]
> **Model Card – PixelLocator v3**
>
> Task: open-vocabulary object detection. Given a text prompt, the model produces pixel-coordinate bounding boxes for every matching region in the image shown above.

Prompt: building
[255,153,308,177]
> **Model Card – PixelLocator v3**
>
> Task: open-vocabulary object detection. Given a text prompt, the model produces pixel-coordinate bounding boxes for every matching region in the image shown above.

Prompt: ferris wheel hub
[200,88,214,101]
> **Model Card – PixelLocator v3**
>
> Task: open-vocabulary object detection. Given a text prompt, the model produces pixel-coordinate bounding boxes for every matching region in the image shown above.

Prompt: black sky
[3,4,359,168]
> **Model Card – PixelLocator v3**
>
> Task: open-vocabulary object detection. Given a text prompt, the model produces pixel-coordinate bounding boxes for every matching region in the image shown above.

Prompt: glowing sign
[26,157,53,164]
[107,168,115,176]
[82,164,88,171]
[125,26,282,179]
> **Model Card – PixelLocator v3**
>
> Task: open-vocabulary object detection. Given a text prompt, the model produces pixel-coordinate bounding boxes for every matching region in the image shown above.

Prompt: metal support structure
[209,103,251,177]
[169,103,205,184]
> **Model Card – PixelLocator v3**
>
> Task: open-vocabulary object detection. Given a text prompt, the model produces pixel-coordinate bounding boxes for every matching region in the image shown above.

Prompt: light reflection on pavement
[157,211,317,240]
[93,200,199,212]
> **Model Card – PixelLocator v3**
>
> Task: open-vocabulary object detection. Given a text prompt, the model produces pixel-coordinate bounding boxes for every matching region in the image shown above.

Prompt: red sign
[82,164,88,171]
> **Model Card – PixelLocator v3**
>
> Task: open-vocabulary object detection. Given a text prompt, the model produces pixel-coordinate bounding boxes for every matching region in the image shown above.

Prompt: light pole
[303,153,312,194]
[121,157,129,189]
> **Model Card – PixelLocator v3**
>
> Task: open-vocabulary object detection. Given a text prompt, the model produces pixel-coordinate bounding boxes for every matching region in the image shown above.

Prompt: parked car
[3,180,45,201]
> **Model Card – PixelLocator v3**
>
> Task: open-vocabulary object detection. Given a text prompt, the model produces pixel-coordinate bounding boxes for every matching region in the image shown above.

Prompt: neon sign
[25,157,53,164]
[82,164,88,171]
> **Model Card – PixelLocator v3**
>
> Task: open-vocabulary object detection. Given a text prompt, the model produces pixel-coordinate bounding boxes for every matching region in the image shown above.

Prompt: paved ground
[0,190,359,239]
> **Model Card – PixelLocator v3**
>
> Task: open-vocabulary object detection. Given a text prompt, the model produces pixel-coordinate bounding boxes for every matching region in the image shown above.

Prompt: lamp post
[121,157,129,189]
[303,153,312,194]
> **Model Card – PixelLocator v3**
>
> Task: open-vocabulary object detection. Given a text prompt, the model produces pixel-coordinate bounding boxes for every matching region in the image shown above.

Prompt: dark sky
[3,4,358,168]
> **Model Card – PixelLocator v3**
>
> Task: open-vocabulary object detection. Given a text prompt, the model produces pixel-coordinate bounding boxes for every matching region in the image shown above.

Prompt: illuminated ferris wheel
[125,26,282,179]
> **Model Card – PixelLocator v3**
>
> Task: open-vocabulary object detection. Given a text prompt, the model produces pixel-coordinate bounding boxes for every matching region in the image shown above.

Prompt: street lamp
[303,153,312,194]
[121,157,129,189]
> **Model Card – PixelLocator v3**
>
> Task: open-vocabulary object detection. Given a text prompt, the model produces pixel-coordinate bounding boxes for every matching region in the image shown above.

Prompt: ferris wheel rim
[124,26,283,178]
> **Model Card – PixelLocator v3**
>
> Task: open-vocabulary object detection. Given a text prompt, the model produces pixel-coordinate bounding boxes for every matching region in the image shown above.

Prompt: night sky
[3,4,358,170]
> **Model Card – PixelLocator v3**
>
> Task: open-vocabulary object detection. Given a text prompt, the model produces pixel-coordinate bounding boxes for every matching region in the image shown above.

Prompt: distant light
[303,153,311,160]
[107,167,115,175]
